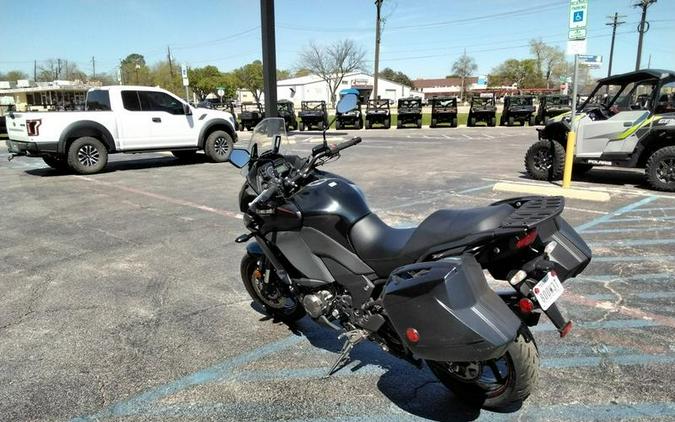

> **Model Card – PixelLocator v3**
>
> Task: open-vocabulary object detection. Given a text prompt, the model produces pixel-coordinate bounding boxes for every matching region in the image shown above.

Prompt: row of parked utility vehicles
[223,93,572,131]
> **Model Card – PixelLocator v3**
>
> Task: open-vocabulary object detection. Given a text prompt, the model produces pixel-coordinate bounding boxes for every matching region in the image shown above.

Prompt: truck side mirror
[183,103,192,115]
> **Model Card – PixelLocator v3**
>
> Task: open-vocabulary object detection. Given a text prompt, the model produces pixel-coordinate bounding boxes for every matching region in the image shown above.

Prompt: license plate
[532,272,564,311]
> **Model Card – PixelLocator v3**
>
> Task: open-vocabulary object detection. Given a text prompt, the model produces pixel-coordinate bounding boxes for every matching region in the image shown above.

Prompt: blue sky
[1,0,673,80]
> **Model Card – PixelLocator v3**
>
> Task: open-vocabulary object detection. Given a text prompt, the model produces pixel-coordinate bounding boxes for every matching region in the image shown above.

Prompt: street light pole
[634,0,656,71]
[372,0,383,100]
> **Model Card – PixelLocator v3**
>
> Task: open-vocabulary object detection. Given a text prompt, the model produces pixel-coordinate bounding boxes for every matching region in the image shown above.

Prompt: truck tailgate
[5,112,31,142]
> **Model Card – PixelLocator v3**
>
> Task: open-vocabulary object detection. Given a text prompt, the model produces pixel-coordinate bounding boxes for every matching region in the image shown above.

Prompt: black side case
[382,255,521,362]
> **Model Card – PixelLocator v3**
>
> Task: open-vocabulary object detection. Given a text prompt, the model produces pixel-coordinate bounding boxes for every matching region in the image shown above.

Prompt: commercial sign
[578,55,602,65]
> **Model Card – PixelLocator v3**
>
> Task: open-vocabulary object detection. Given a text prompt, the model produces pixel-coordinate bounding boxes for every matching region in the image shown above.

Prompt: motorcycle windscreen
[382,255,521,362]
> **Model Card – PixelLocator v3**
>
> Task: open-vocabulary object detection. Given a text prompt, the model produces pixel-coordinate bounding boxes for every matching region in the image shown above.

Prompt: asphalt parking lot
[1,125,674,421]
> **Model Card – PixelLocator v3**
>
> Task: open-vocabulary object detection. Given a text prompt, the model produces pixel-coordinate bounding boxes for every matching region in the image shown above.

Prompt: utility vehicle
[534,95,571,125]
[299,100,328,131]
[430,96,458,128]
[335,89,363,130]
[397,97,422,128]
[501,95,536,126]
[365,99,391,129]
[468,94,496,127]
[240,102,264,131]
[277,100,298,131]
[525,69,675,191]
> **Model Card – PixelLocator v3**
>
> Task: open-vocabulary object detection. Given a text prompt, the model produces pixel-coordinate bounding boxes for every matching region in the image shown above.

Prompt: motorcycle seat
[350,204,514,277]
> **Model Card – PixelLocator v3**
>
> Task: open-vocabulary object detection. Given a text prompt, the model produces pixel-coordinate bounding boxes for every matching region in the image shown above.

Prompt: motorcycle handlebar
[330,137,362,154]
[248,183,279,211]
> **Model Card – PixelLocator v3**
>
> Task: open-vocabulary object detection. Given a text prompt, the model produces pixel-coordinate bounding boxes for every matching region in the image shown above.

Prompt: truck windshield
[85,90,111,111]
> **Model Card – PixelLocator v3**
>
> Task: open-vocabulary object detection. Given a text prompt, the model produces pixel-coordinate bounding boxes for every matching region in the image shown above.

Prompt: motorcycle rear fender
[382,254,521,362]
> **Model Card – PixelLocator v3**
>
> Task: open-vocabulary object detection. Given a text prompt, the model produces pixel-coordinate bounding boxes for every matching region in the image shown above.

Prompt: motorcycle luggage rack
[500,196,564,229]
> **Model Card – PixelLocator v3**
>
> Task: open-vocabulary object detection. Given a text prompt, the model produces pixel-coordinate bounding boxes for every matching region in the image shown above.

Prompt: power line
[633,0,657,70]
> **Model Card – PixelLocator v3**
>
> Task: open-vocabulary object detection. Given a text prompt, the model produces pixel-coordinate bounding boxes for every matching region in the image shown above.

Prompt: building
[0,80,100,111]
[412,77,481,98]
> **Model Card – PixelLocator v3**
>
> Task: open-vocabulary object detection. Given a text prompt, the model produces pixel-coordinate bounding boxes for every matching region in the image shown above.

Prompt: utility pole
[460,48,466,102]
[634,0,657,71]
[167,46,174,77]
[260,0,278,117]
[92,56,96,79]
[57,58,62,80]
[605,13,625,78]
[33,60,37,82]
[372,0,383,100]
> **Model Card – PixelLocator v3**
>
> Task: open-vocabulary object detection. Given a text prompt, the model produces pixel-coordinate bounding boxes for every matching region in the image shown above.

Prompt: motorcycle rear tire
[427,329,539,412]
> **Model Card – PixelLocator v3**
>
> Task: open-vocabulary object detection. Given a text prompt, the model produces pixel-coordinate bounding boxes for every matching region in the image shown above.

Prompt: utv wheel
[397,120,402,129]
[507,116,514,126]
[427,329,539,412]
[240,254,306,322]
[172,150,198,160]
[366,119,372,130]
[204,130,233,163]
[529,116,536,126]
[451,117,458,128]
[646,146,675,192]
[299,123,305,131]
[384,118,390,129]
[67,137,108,174]
[430,118,437,128]
[416,118,422,128]
[524,139,565,180]
[42,156,68,170]
[468,116,476,127]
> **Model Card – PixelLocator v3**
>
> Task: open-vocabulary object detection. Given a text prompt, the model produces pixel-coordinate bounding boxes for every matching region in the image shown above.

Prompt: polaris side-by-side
[468,94,497,127]
[365,99,391,129]
[276,100,298,131]
[534,94,572,125]
[525,69,675,191]
[430,96,458,128]
[501,95,536,126]
[397,97,423,128]
[226,92,592,412]
[298,100,328,131]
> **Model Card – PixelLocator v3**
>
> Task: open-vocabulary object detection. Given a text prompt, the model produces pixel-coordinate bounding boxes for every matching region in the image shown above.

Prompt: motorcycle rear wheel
[427,329,539,412]
[240,254,306,322]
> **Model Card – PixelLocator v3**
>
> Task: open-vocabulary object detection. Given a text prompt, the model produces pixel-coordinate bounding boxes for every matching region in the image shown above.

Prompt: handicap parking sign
[573,11,584,22]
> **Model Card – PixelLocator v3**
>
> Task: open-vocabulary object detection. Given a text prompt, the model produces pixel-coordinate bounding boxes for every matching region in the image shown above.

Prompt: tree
[489,59,542,89]
[293,68,312,77]
[151,60,183,95]
[451,52,477,100]
[276,69,292,80]
[0,70,28,81]
[232,60,264,103]
[90,72,117,86]
[36,59,86,81]
[120,53,150,85]
[188,65,235,100]
[298,39,367,107]
[529,39,566,88]
[378,67,413,87]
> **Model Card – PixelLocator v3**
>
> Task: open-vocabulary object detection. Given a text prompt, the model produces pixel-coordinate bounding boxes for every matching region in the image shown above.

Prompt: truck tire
[42,156,68,170]
[204,130,233,163]
[172,150,197,160]
[645,146,675,192]
[524,139,565,181]
[67,137,108,174]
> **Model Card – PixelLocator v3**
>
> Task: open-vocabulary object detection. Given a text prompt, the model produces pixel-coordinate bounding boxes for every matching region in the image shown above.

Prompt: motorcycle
[227,93,592,411]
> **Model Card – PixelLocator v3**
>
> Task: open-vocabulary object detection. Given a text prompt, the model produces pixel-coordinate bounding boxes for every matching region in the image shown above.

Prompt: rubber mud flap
[382,254,521,362]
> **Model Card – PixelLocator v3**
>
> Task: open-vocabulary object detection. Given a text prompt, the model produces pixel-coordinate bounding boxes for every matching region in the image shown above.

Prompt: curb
[493,182,611,202]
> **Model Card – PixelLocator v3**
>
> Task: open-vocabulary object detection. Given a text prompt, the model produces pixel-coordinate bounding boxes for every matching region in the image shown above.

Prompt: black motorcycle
[227,93,592,411]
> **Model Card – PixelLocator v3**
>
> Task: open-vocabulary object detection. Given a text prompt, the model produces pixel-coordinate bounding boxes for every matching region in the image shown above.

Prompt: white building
[275,72,422,106]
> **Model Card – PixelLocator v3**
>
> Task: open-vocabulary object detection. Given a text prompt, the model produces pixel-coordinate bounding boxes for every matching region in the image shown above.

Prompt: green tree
[293,68,312,77]
[150,60,182,95]
[0,70,29,81]
[120,53,150,85]
[378,67,413,87]
[489,59,542,89]
[188,65,235,100]
[233,60,264,103]
[529,39,566,89]
[277,69,292,80]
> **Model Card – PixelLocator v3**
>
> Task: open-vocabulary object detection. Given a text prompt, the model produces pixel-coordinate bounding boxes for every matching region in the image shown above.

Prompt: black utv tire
[240,254,306,322]
[490,116,497,127]
[204,130,233,163]
[451,117,458,128]
[67,137,108,174]
[524,139,565,181]
[416,118,422,128]
[427,329,539,412]
[508,116,514,126]
[172,150,198,160]
[468,116,476,127]
[430,118,437,128]
[335,120,341,130]
[529,116,536,126]
[42,156,68,170]
[366,119,372,130]
[645,146,675,192]
[384,118,390,129]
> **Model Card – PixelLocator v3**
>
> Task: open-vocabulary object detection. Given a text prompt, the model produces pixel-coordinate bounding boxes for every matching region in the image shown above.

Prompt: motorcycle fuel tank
[293,177,370,226]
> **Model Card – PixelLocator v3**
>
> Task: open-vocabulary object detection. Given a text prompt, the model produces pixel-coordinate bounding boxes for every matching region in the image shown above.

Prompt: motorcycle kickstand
[325,329,367,378]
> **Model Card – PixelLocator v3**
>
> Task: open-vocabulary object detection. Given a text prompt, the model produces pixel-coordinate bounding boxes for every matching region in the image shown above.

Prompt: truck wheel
[524,140,565,181]
[507,116,513,126]
[42,156,68,170]
[67,137,108,174]
[204,130,233,163]
[396,120,402,129]
[645,146,675,192]
[172,150,197,160]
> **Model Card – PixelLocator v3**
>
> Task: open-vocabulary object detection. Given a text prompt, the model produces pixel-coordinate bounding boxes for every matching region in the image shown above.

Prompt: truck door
[118,90,154,150]
[137,91,195,147]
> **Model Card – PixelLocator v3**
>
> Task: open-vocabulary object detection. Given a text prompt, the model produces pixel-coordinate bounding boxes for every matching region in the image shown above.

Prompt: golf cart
[534,94,572,125]
[298,100,328,131]
[335,88,363,130]
[501,95,536,126]
[239,102,264,131]
[467,94,496,127]
[276,100,298,131]
[397,97,422,128]
[365,99,391,129]
[430,96,458,128]
[524,69,675,191]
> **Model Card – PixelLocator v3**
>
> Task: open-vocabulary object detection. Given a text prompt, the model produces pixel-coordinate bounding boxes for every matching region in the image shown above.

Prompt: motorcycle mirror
[229,148,250,169]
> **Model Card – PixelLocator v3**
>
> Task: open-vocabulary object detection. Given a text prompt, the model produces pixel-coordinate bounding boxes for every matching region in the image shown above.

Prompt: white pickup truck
[6,85,238,174]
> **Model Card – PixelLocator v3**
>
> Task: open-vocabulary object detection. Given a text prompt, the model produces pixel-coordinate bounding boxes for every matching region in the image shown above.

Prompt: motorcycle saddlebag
[537,216,592,280]
[382,255,521,362]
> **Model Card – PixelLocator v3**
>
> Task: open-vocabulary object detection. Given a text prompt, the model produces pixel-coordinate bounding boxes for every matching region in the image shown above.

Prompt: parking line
[580,272,672,283]
[591,255,669,262]
[590,238,675,247]
[584,291,675,300]
[624,206,675,213]
[581,226,675,234]
[76,176,242,219]
[575,196,658,232]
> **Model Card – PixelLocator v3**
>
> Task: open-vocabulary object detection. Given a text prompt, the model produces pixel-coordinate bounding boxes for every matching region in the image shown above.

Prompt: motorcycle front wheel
[240,254,306,322]
[426,329,539,412]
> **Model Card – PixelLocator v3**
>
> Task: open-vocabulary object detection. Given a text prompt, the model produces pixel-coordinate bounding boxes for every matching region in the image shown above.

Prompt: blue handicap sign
[573,10,584,22]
